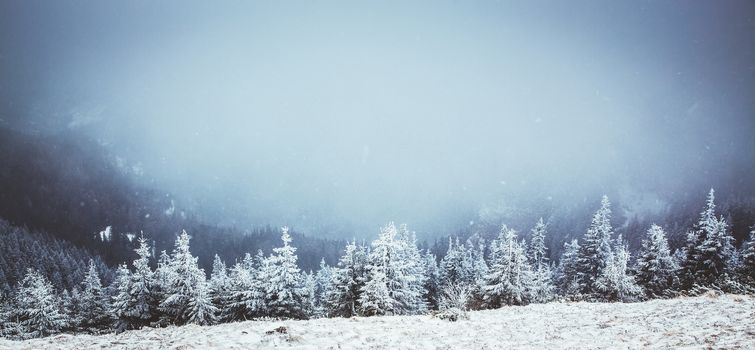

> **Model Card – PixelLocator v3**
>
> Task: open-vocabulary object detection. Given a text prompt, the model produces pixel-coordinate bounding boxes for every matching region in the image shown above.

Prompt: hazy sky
[1,1,754,237]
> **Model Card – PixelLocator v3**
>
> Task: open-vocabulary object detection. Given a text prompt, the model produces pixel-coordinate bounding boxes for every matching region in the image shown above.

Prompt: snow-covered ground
[2,294,754,350]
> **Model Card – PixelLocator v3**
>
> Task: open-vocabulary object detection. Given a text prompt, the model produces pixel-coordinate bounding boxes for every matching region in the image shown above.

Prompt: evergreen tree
[482,225,534,307]
[439,238,469,288]
[358,223,427,316]
[159,230,206,325]
[109,263,132,332]
[577,196,614,297]
[79,259,111,332]
[680,189,736,288]
[740,228,755,286]
[209,254,231,315]
[325,240,368,318]
[556,239,581,298]
[595,236,642,302]
[259,226,308,319]
[636,225,677,298]
[13,269,67,339]
[528,218,549,267]
[527,219,554,303]
[222,251,265,321]
[422,251,441,310]
[312,259,333,318]
[187,280,218,325]
[124,236,157,328]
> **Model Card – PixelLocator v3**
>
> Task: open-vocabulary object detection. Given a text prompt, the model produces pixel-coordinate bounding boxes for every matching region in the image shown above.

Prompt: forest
[0,189,753,339]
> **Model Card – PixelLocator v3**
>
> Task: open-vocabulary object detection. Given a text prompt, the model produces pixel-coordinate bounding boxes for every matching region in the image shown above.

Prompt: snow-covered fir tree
[259,226,309,319]
[577,196,614,297]
[358,223,427,316]
[124,236,157,328]
[109,263,132,332]
[528,218,548,267]
[187,279,218,325]
[466,239,489,310]
[312,259,333,318]
[595,236,642,302]
[159,230,207,325]
[556,239,581,298]
[680,189,736,289]
[422,250,440,310]
[482,225,534,307]
[527,218,554,303]
[79,259,111,332]
[325,240,368,317]
[439,238,470,289]
[636,224,677,298]
[740,228,755,286]
[222,251,266,321]
[12,269,67,339]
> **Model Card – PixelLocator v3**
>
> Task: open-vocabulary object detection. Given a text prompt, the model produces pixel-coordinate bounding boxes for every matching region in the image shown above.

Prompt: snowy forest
[1,1,755,347]
[1,188,753,339]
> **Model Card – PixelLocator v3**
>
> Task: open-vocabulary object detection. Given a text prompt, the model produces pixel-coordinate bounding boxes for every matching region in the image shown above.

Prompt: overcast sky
[1,1,754,237]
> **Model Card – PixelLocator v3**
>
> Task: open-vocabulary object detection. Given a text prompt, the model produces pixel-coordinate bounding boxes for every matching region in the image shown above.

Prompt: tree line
[1,188,754,339]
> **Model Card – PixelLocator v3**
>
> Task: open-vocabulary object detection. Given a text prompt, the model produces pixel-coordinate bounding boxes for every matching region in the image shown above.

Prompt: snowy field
[2,294,754,350]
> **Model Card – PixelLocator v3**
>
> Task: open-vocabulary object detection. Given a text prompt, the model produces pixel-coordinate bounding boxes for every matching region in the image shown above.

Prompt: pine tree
[422,251,440,310]
[740,229,755,286]
[159,230,206,325]
[79,259,111,332]
[187,279,218,325]
[556,239,581,298]
[312,259,333,318]
[527,218,554,303]
[358,223,427,316]
[124,236,157,328]
[259,226,308,319]
[439,238,469,288]
[209,254,231,316]
[680,189,736,289]
[325,240,368,318]
[222,251,265,321]
[577,196,614,297]
[13,269,67,339]
[595,236,642,302]
[109,263,132,332]
[636,225,677,298]
[482,225,534,308]
[528,218,549,267]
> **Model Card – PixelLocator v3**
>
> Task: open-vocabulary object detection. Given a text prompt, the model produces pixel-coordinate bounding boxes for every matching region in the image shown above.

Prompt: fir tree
[740,228,755,286]
[159,230,206,325]
[222,251,266,321]
[125,236,157,328]
[259,226,308,319]
[313,259,333,318]
[636,225,677,298]
[325,240,368,318]
[482,225,534,307]
[358,223,427,316]
[187,280,218,325]
[680,189,736,289]
[79,259,111,332]
[422,251,441,310]
[556,239,581,298]
[577,196,614,297]
[109,263,132,332]
[14,269,67,339]
[595,236,642,302]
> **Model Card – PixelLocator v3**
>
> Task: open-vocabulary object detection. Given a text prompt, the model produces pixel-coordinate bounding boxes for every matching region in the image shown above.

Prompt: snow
[3,294,753,349]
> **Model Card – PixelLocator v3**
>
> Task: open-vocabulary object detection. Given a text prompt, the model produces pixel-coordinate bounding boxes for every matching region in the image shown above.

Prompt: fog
[1,1,754,238]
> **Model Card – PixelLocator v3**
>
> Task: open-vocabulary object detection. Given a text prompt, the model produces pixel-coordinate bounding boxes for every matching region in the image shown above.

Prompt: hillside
[2,294,753,349]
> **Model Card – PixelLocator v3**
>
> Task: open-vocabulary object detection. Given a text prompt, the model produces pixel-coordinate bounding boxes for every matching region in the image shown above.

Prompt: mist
[1,0,754,239]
